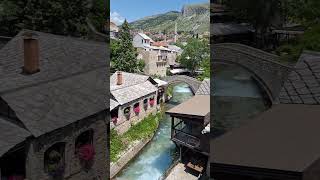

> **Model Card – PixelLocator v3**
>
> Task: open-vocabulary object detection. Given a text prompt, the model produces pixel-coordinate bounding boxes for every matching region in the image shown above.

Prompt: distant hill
[129,3,209,34]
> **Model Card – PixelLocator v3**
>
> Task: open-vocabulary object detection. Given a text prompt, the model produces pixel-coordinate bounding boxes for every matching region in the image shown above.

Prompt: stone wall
[212,43,292,103]
[138,49,177,77]
[110,136,153,178]
[112,92,158,135]
[25,112,108,180]
[163,75,202,94]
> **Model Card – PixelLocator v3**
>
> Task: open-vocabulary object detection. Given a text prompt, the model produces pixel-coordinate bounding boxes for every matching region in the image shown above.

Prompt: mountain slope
[129,3,209,34]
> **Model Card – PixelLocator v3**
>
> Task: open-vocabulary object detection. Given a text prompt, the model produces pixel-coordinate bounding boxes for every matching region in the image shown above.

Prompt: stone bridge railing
[163,75,202,94]
[212,43,292,103]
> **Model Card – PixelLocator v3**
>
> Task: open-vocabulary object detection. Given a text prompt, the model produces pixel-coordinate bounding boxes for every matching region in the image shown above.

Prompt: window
[142,39,144,44]
[143,99,148,109]
[75,130,94,153]
[133,103,140,114]
[149,97,155,106]
[75,130,95,169]
[44,142,65,177]
[124,107,130,117]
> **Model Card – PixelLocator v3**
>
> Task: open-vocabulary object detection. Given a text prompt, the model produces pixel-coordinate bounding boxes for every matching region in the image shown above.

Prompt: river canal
[115,83,194,180]
[213,63,270,137]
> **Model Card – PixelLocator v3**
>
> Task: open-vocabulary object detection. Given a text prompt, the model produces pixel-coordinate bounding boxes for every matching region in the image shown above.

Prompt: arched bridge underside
[213,43,292,103]
[163,75,202,94]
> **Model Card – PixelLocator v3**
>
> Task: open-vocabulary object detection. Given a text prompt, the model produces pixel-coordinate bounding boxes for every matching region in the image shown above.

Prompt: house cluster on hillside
[133,32,182,77]
[110,71,167,134]
[0,30,108,179]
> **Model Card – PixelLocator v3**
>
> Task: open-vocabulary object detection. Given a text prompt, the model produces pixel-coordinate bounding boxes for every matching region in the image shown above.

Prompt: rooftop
[166,95,210,119]
[0,30,107,138]
[212,23,253,36]
[0,116,31,157]
[212,104,320,172]
[279,50,320,104]
[110,72,158,106]
[196,79,210,95]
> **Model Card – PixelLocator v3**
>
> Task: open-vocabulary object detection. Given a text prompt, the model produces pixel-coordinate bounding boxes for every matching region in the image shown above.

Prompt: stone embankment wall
[110,136,153,179]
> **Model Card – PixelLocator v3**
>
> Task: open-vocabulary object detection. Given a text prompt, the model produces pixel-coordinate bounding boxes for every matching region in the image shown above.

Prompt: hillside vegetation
[129,3,209,34]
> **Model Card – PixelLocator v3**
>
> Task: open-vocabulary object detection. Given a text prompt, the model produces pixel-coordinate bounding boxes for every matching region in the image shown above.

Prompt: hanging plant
[134,106,140,113]
[111,117,118,124]
[78,144,95,162]
[77,144,95,170]
[149,98,155,106]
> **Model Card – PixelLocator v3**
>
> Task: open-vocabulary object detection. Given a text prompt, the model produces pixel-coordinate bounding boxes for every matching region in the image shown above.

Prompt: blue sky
[110,0,209,25]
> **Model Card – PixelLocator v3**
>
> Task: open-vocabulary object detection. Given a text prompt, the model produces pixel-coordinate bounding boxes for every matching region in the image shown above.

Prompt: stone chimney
[23,32,40,74]
[117,71,123,85]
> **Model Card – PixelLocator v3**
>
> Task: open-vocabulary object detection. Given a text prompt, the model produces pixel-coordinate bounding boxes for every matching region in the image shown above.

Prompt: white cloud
[110,11,125,26]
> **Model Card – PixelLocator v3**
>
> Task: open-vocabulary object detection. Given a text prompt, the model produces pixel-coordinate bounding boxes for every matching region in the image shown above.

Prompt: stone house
[110,71,163,135]
[133,33,179,77]
[0,30,108,180]
[109,21,119,40]
[133,33,154,49]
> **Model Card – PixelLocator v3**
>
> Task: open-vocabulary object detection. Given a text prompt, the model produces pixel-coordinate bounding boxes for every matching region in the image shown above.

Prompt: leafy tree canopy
[111,20,145,73]
[0,0,105,37]
[179,38,209,76]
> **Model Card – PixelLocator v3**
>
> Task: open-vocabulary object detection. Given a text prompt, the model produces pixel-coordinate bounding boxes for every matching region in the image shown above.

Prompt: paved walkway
[165,163,199,180]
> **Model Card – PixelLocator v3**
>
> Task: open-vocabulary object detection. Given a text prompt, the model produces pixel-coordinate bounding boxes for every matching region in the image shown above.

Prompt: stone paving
[165,163,199,180]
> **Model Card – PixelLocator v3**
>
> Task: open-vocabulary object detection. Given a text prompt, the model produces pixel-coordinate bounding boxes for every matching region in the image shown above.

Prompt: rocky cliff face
[181,3,210,17]
[130,3,209,34]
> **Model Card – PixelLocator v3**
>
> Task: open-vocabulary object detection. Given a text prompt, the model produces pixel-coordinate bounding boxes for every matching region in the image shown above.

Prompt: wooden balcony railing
[172,128,201,149]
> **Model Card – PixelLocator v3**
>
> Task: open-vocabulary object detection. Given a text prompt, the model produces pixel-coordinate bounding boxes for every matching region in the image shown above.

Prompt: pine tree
[111,20,145,73]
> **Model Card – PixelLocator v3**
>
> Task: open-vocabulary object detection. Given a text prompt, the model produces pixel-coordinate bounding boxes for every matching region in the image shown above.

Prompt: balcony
[172,128,201,149]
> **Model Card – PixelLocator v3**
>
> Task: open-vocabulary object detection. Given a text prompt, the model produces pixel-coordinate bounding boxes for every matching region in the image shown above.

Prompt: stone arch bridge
[212,43,292,103]
[163,75,202,94]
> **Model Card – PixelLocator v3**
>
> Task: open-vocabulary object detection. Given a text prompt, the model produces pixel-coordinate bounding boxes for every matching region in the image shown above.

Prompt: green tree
[179,38,209,76]
[111,20,145,73]
[225,0,281,47]
[0,0,104,37]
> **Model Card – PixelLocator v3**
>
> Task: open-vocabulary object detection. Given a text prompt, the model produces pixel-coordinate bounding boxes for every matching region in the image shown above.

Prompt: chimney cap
[22,31,39,40]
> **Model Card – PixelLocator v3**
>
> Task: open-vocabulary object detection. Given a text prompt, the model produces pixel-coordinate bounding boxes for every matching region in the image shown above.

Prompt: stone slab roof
[110,99,119,110]
[110,72,150,91]
[0,117,31,157]
[212,104,320,173]
[0,30,107,137]
[110,72,158,106]
[196,79,210,95]
[279,51,320,104]
[212,23,253,36]
[2,68,107,137]
[0,30,107,94]
[111,81,157,105]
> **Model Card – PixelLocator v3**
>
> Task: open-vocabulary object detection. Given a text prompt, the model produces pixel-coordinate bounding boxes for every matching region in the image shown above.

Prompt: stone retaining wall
[110,136,153,179]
